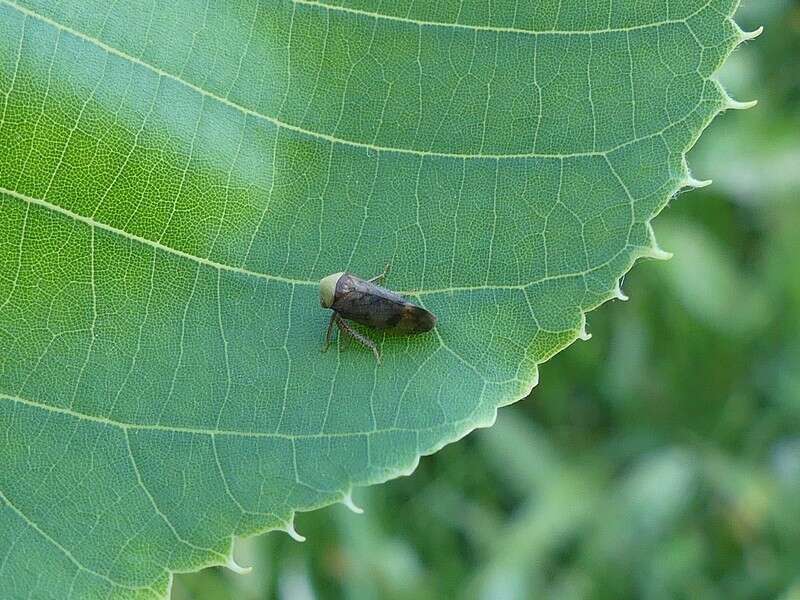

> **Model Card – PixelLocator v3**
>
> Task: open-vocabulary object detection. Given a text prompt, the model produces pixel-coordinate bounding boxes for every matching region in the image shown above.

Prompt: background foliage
[174,2,800,598]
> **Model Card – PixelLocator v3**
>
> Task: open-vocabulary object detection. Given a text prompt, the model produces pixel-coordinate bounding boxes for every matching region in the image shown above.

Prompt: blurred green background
[176,2,800,598]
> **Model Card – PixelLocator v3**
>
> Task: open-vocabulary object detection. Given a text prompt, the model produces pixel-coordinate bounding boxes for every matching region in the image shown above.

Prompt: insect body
[319,269,437,363]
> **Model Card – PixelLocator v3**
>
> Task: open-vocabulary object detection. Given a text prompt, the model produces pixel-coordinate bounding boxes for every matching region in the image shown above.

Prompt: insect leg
[321,312,337,353]
[334,314,381,364]
[367,263,391,285]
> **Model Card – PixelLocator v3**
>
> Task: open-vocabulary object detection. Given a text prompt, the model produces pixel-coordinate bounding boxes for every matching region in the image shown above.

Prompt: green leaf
[0,0,756,596]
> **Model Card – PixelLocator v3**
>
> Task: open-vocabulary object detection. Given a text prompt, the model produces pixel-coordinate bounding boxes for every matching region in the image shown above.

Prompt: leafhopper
[319,268,437,363]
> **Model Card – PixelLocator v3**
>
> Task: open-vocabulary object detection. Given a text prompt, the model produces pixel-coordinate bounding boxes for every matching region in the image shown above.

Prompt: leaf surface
[0,0,753,597]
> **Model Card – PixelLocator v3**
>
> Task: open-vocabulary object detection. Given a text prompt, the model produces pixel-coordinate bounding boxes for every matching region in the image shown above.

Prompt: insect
[319,267,437,363]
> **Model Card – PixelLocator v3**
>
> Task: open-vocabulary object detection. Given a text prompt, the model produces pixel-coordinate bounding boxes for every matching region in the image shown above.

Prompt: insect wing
[331,275,406,329]
[331,274,436,333]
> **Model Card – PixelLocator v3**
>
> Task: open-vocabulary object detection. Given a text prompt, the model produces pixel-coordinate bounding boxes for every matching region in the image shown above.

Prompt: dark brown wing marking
[394,303,437,333]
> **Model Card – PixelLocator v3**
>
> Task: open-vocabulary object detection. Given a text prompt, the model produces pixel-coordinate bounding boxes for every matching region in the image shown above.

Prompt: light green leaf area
[0,0,753,597]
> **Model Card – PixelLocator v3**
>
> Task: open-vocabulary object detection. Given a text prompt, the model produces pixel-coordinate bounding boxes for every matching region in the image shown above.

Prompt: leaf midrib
[0,186,311,286]
[0,185,635,298]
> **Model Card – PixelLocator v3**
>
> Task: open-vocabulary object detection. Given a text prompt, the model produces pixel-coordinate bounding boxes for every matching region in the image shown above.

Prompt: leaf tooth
[342,491,364,514]
[613,281,629,302]
[578,314,592,341]
[682,175,713,189]
[736,25,764,42]
[643,222,674,261]
[225,555,253,575]
[725,97,759,110]
[643,245,674,261]
[281,518,307,542]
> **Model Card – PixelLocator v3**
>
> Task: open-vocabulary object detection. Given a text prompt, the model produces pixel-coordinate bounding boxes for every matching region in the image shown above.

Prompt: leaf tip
[342,491,364,514]
[225,556,253,576]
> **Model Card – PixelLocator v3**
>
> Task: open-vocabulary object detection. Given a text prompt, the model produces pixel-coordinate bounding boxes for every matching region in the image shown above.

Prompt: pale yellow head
[319,272,345,308]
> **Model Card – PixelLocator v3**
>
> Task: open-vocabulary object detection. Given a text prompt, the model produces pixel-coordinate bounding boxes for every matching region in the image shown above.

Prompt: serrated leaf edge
[199,11,763,595]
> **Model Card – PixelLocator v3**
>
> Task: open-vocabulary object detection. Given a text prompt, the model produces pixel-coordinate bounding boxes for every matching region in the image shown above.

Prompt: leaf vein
[123,430,227,561]
[0,488,151,593]
[1,0,686,161]
[292,0,712,37]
